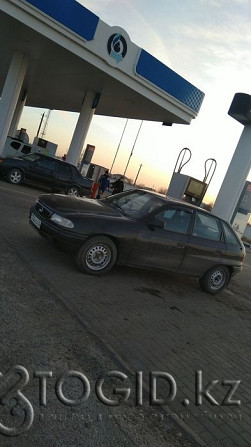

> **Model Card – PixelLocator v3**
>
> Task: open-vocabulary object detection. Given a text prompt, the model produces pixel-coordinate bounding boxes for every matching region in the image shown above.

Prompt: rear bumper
[231,265,243,277]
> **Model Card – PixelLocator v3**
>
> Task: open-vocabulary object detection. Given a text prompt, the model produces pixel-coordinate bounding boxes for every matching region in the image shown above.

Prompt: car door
[128,206,193,272]
[180,211,227,277]
[28,157,56,185]
[55,163,74,189]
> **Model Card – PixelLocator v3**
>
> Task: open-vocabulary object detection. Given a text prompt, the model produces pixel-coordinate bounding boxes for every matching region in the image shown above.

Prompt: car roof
[33,153,74,167]
[136,188,223,220]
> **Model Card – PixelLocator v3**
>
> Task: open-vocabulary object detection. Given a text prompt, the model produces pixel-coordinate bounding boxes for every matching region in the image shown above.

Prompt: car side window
[36,159,56,171]
[154,209,192,234]
[10,141,21,150]
[193,212,221,241]
[57,163,73,178]
[21,145,32,154]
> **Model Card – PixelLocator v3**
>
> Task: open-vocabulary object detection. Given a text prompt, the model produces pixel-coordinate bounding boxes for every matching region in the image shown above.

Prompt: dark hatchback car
[0,153,93,196]
[29,189,245,294]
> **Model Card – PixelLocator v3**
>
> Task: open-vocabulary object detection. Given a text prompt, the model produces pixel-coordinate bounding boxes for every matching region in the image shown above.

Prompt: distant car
[0,153,93,196]
[29,189,246,294]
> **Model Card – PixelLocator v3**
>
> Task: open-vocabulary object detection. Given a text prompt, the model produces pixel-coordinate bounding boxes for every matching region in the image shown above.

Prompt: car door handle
[177,243,185,248]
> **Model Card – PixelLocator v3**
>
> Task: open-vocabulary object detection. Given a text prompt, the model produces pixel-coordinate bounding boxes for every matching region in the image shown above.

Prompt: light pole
[124,120,143,176]
[110,118,128,173]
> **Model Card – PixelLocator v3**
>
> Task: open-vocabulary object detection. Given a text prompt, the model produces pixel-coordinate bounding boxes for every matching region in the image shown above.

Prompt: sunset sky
[18,0,251,203]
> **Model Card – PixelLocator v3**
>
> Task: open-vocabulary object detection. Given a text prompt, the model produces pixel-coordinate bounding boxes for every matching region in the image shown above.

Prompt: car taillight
[240,253,245,262]
[0,158,3,163]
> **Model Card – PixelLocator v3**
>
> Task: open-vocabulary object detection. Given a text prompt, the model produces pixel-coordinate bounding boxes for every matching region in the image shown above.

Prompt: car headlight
[50,213,74,228]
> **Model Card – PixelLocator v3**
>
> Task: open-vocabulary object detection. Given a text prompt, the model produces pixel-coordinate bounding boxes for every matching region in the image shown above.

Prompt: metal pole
[41,109,51,138]
[134,163,143,185]
[110,118,128,173]
[36,112,45,137]
[124,120,143,176]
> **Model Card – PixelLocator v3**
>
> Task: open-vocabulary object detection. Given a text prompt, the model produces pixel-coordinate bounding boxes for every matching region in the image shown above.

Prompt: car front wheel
[76,236,117,275]
[66,186,80,196]
[199,265,230,294]
[8,168,23,185]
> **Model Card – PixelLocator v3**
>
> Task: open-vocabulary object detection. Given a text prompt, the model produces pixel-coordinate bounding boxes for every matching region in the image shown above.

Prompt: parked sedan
[29,189,245,294]
[0,153,93,196]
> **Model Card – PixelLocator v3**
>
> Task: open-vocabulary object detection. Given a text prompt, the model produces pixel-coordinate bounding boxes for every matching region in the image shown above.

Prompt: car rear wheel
[8,168,23,185]
[199,265,230,294]
[66,186,80,196]
[76,236,117,275]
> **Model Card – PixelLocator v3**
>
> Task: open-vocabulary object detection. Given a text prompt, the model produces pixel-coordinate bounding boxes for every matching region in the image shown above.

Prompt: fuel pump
[167,148,217,206]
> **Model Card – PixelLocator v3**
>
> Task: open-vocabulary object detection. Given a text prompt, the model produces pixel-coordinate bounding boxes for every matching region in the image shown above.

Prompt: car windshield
[102,190,166,218]
[20,154,41,162]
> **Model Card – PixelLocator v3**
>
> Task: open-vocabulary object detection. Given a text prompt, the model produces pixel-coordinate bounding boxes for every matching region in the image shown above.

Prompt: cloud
[41,1,251,194]
[76,0,173,66]
[53,110,78,123]
[161,9,251,88]
[78,0,251,93]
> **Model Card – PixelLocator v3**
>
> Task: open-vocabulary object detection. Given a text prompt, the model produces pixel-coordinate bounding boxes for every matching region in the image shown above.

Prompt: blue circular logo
[107,33,127,63]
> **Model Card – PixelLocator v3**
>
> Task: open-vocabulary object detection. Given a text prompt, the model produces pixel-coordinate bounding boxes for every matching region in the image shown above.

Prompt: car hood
[38,194,123,217]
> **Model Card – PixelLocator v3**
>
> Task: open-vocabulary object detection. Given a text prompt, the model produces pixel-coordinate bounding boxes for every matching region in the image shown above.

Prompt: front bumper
[29,207,87,249]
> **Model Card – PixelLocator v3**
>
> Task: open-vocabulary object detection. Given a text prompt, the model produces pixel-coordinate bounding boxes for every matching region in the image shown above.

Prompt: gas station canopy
[0,0,204,124]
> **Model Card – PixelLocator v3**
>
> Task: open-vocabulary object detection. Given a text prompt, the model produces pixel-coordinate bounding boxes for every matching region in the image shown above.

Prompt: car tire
[199,265,230,294]
[7,168,23,185]
[76,236,117,275]
[66,186,80,196]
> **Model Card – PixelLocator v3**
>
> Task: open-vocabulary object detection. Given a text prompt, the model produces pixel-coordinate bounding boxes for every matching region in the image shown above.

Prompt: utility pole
[40,109,52,139]
[36,112,45,137]
[134,163,143,185]
[124,120,143,176]
[110,118,128,173]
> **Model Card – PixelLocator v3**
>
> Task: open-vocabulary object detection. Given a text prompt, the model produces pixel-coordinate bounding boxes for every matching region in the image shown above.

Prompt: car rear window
[21,145,32,154]
[10,141,21,149]
[71,166,82,178]
[222,221,241,246]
